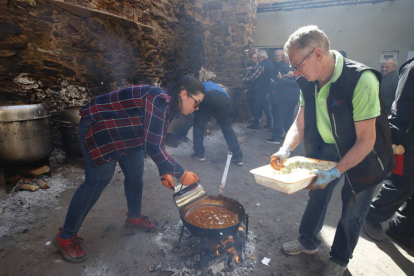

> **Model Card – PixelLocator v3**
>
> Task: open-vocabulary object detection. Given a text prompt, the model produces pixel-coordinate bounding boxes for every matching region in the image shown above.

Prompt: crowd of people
[244,49,300,144]
[52,24,413,276]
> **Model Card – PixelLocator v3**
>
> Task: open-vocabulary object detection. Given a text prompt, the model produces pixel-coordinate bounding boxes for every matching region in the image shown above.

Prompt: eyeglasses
[291,48,315,72]
[188,94,201,109]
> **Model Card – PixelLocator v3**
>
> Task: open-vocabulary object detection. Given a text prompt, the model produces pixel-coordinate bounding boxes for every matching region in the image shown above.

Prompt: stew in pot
[184,204,240,229]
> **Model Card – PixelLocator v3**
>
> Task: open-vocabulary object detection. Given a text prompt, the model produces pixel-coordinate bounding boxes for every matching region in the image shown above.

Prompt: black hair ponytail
[167,69,205,116]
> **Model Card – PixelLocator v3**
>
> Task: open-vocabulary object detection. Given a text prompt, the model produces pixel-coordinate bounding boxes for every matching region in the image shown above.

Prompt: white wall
[255,0,414,70]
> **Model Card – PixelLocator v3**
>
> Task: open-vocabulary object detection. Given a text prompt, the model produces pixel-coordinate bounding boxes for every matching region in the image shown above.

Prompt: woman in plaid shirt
[54,73,205,263]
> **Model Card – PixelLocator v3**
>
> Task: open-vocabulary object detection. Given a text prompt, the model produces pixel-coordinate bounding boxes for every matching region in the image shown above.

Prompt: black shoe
[247,124,259,129]
[165,139,178,147]
[232,158,243,166]
[386,225,414,250]
[266,138,281,144]
[180,136,191,142]
[191,153,206,162]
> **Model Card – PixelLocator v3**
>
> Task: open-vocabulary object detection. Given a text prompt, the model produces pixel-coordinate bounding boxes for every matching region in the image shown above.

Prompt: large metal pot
[61,106,82,125]
[57,106,82,157]
[174,183,246,239]
[0,102,53,165]
[180,195,246,239]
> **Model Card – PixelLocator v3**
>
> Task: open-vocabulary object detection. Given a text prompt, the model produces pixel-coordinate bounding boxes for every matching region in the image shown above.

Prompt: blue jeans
[298,144,376,266]
[62,117,145,236]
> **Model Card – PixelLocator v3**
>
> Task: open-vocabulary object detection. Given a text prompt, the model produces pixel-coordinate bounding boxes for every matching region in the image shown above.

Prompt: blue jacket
[203,81,230,99]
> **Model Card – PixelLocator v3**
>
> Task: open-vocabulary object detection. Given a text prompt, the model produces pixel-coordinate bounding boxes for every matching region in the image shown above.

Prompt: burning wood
[151,221,257,276]
[19,183,39,192]
[213,236,241,264]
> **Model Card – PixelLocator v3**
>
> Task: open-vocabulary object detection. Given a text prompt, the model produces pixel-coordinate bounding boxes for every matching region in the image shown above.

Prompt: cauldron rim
[179,195,245,238]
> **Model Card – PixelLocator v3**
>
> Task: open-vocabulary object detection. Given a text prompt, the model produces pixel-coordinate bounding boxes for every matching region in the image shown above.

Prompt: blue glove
[270,147,291,170]
[307,168,341,190]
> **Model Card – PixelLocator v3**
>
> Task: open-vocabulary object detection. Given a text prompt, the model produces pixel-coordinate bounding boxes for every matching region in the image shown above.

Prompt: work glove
[270,147,291,170]
[161,174,175,190]
[161,171,199,190]
[179,171,199,186]
[307,168,341,190]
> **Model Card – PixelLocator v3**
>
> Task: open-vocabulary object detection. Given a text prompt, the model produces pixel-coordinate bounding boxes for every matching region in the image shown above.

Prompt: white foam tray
[249,156,337,194]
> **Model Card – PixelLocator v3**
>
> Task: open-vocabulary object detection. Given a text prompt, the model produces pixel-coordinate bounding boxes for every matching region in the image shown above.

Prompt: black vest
[297,58,394,193]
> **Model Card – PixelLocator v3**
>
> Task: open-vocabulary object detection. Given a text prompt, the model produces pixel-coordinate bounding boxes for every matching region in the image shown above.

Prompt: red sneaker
[125,215,156,232]
[53,228,88,263]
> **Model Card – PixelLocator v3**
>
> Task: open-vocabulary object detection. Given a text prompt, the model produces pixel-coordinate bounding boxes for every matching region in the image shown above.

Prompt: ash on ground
[0,163,84,238]
[151,220,257,276]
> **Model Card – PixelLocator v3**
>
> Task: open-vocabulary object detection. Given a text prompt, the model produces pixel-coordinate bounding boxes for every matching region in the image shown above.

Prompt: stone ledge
[48,0,154,31]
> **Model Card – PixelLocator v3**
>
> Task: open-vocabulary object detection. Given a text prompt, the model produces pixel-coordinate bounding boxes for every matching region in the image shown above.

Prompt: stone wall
[0,0,258,113]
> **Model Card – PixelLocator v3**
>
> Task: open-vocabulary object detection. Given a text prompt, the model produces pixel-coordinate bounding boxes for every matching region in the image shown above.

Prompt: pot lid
[0,102,50,122]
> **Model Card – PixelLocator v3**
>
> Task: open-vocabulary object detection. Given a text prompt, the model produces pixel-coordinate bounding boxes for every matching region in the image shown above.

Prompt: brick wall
[0,0,258,113]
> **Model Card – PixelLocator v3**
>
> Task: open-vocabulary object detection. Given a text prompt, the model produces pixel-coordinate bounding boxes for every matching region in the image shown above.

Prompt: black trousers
[246,87,255,116]
[252,88,271,126]
[193,91,243,159]
[368,128,414,235]
[270,98,297,139]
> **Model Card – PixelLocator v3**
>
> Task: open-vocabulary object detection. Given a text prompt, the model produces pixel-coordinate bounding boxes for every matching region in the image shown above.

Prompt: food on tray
[250,156,338,194]
[185,205,240,229]
[272,160,329,182]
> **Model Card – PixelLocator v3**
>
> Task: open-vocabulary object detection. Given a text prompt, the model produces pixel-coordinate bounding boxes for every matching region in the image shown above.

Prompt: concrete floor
[0,122,413,276]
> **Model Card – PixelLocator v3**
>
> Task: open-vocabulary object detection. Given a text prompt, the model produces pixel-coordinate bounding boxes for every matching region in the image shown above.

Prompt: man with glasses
[270,25,393,275]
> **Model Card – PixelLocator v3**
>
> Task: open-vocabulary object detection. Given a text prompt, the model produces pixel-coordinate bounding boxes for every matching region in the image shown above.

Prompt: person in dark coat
[244,50,273,129]
[192,81,243,166]
[364,58,414,251]
[267,67,300,144]
[379,58,399,115]
[244,52,259,118]
[273,49,287,80]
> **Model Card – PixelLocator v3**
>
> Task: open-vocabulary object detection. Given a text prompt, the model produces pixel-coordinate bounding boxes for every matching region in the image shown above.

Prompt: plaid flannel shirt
[245,64,264,82]
[79,85,185,178]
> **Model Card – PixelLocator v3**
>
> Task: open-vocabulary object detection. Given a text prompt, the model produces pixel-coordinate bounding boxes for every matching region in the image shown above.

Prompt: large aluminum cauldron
[180,195,246,239]
[57,106,82,157]
[0,102,53,165]
[173,183,246,239]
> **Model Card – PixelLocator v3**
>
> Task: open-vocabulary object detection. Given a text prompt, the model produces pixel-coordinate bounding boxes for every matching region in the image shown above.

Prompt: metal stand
[178,223,186,244]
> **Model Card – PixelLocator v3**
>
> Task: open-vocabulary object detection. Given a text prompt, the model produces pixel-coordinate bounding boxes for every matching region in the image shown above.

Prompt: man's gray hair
[382,58,398,66]
[284,25,330,56]
[258,50,268,59]
[274,49,284,55]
